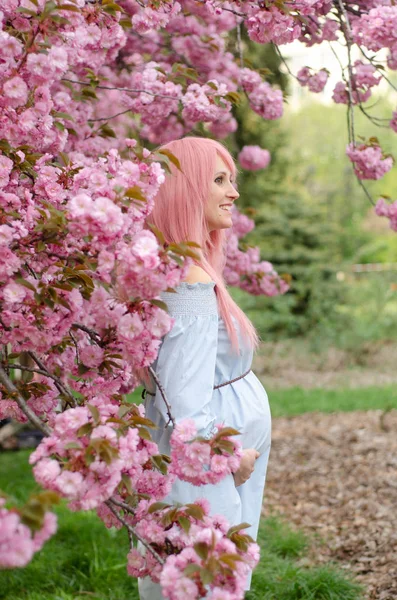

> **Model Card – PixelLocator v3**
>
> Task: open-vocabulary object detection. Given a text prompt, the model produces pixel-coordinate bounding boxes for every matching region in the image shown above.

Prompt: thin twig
[148,367,175,427]
[28,351,77,407]
[0,364,51,436]
[357,177,375,206]
[88,108,135,123]
[7,364,58,378]
[357,104,390,128]
[273,44,299,80]
[69,329,80,365]
[72,323,103,346]
[62,78,180,100]
[336,1,375,205]
[106,499,165,565]
[336,0,355,143]
[236,19,243,68]
[358,47,397,93]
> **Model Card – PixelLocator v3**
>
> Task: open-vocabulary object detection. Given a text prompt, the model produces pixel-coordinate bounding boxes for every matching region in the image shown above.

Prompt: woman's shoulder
[183,265,213,285]
[160,265,217,316]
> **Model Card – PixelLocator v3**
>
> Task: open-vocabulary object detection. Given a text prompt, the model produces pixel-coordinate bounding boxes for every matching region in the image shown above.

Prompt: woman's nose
[227,182,239,200]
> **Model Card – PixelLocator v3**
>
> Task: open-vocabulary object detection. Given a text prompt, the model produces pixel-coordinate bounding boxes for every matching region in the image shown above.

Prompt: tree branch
[62,78,180,100]
[28,351,77,408]
[69,329,80,365]
[148,367,175,427]
[0,364,51,436]
[106,498,165,565]
[72,323,103,346]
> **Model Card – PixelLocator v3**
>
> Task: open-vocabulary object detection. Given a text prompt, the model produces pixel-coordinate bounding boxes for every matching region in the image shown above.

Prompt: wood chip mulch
[262,410,397,600]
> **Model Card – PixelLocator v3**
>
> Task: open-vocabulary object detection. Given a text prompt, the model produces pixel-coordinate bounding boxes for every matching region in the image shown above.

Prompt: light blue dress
[139,282,271,600]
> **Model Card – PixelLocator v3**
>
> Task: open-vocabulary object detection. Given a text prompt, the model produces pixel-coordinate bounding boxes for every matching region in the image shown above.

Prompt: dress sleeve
[152,281,218,439]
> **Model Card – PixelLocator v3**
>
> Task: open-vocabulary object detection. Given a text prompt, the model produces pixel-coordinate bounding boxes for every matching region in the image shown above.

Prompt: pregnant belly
[216,371,271,455]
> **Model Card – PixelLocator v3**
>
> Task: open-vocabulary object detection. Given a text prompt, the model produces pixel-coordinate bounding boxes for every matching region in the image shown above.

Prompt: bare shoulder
[183,264,213,284]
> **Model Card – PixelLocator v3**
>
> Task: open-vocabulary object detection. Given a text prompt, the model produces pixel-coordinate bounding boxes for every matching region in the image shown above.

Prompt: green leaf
[227,522,252,535]
[15,277,36,292]
[178,515,191,534]
[225,91,241,105]
[81,88,98,100]
[57,3,81,11]
[78,363,91,375]
[194,542,209,561]
[215,427,240,438]
[185,504,205,521]
[54,121,65,132]
[183,563,201,576]
[157,148,182,172]
[148,502,170,514]
[125,186,146,202]
[137,427,151,441]
[87,403,100,424]
[64,442,82,450]
[99,123,116,138]
[146,222,165,245]
[219,552,243,568]
[77,422,93,437]
[53,111,75,121]
[121,473,133,495]
[150,299,168,311]
[200,567,214,584]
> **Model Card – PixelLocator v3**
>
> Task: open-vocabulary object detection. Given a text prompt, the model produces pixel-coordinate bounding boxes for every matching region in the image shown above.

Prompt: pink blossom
[117,313,144,340]
[127,548,146,576]
[56,470,85,497]
[131,231,160,269]
[247,6,301,46]
[68,193,93,217]
[238,146,271,171]
[346,142,394,180]
[0,224,14,245]
[375,198,397,231]
[80,345,104,369]
[2,282,27,304]
[0,156,13,188]
[297,67,328,93]
[3,76,28,107]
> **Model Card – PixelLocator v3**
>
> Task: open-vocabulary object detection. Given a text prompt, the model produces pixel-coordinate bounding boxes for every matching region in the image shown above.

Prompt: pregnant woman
[139,136,271,600]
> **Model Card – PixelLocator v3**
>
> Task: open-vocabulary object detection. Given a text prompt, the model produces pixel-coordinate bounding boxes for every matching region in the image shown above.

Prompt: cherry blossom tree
[1,0,397,597]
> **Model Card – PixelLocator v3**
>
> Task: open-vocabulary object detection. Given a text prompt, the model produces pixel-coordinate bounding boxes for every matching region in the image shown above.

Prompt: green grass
[268,385,397,417]
[248,518,361,600]
[131,384,397,418]
[0,453,138,600]
[0,451,363,600]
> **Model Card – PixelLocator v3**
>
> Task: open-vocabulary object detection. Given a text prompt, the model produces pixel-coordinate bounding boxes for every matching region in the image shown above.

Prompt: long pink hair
[147,136,258,350]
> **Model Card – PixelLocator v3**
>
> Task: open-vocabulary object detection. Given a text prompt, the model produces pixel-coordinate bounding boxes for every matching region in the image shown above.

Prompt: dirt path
[263,410,397,600]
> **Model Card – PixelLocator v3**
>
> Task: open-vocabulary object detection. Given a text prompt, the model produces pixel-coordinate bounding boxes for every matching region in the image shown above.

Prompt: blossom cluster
[240,68,284,121]
[238,145,271,171]
[29,404,173,511]
[169,420,242,485]
[346,142,394,181]
[225,208,290,297]
[297,67,329,93]
[126,497,259,599]
[0,498,57,569]
[375,198,397,232]
[332,61,381,105]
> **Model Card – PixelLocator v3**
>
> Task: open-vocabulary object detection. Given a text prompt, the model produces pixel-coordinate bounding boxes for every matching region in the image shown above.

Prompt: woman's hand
[233,448,260,487]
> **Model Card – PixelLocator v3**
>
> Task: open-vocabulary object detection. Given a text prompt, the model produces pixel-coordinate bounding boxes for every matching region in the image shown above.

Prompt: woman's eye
[215,176,223,184]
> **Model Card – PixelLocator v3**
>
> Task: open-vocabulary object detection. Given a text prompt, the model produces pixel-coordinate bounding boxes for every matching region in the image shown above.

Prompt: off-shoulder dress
[139,281,271,600]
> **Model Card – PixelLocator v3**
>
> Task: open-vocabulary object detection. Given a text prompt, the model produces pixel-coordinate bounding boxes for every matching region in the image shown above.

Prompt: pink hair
[147,136,258,350]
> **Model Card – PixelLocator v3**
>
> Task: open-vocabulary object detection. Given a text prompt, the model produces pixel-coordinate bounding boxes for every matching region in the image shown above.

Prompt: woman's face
[205,154,239,232]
